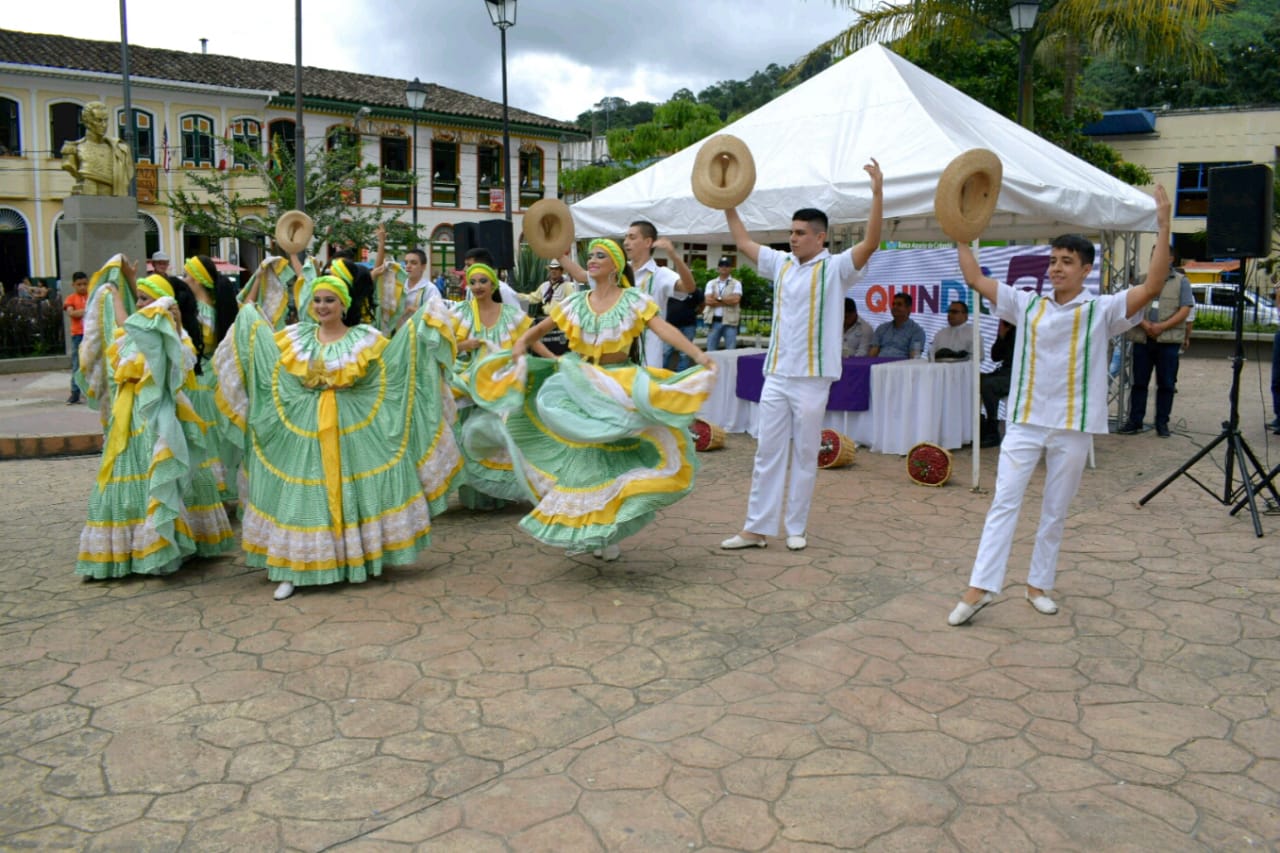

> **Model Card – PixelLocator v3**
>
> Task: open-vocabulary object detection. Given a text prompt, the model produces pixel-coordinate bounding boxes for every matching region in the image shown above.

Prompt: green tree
[607,99,724,162]
[165,137,420,256]
[801,0,1230,128]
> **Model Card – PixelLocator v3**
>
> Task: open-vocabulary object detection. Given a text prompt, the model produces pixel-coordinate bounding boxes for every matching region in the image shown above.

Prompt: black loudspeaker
[453,222,479,270]
[1206,164,1273,258]
[477,219,515,270]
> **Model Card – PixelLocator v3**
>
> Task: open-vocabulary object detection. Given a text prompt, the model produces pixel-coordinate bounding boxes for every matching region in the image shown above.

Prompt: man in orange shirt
[63,271,89,404]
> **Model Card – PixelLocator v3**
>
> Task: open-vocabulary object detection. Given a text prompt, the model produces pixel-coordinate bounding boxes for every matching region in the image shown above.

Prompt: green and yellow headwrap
[466,263,500,290]
[184,257,214,289]
[330,258,355,287]
[311,275,352,309]
[588,238,631,288]
[137,274,175,301]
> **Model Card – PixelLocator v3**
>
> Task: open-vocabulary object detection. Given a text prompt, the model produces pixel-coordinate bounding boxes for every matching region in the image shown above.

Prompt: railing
[0,294,66,359]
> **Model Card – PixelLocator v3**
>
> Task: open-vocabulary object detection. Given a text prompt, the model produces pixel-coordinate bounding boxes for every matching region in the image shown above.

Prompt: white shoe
[721,534,767,550]
[947,592,993,626]
[600,544,620,562]
[1025,591,1058,614]
[785,535,807,551]
[273,582,295,601]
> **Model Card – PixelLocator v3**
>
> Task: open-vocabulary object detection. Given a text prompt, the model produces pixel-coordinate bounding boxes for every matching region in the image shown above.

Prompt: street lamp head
[484,0,517,29]
[1009,1,1040,34]
[405,77,427,112]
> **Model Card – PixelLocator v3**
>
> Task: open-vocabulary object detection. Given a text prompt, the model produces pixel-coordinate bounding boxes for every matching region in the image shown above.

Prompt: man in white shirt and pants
[721,159,884,552]
[623,220,697,368]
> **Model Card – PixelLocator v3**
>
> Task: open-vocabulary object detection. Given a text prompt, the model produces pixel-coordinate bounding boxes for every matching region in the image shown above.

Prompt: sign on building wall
[488,189,505,213]
[135,164,158,205]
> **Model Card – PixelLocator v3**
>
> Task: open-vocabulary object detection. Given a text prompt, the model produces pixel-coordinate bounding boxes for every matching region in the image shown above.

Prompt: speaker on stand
[1139,163,1279,536]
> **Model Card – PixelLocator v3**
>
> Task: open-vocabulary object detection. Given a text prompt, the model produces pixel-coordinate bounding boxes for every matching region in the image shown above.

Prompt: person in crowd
[461,238,716,562]
[371,223,437,333]
[622,221,698,367]
[449,263,555,508]
[868,292,925,358]
[17,277,48,300]
[719,158,884,553]
[929,300,983,361]
[180,255,241,502]
[529,259,574,309]
[216,263,460,601]
[64,271,89,404]
[76,258,234,579]
[150,251,171,277]
[664,283,705,371]
[979,319,1016,448]
[947,186,1173,626]
[841,297,874,357]
[1118,246,1194,438]
[704,257,743,352]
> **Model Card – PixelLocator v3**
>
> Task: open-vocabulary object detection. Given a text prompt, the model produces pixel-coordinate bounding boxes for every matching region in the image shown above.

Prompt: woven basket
[906,442,952,486]
[691,418,725,452]
[817,429,856,468]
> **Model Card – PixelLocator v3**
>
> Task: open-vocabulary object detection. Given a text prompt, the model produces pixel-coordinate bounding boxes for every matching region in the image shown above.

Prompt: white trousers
[969,422,1093,593]
[744,375,832,537]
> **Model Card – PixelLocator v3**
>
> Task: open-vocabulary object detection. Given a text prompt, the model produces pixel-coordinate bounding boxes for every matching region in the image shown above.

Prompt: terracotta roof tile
[0,28,581,135]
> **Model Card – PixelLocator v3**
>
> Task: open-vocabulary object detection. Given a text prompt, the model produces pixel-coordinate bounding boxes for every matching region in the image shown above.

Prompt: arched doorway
[139,212,161,260]
[0,207,31,295]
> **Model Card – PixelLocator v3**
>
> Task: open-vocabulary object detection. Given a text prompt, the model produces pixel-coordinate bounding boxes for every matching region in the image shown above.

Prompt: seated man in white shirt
[930,300,984,361]
[842,298,874,357]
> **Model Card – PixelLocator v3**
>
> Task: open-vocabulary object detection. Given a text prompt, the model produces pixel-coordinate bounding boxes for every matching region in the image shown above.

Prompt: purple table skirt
[734,353,903,411]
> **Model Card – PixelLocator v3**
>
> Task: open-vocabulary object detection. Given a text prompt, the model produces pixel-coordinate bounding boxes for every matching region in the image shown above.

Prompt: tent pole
[971,236,982,491]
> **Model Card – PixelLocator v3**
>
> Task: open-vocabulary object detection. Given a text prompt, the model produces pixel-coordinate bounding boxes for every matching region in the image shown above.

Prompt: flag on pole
[162,124,170,172]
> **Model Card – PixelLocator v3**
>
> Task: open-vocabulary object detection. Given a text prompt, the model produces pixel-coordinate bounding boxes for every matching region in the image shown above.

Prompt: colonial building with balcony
[0,27,584,288]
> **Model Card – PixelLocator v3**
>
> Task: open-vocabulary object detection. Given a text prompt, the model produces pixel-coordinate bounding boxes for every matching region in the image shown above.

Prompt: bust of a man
[61,101,134,197]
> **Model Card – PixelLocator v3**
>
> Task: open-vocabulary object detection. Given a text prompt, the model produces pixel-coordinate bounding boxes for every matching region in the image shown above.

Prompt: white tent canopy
[570,43,1158,243]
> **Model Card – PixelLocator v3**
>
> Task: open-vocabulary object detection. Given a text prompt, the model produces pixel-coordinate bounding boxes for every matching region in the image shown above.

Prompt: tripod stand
[1138,271,1279,537]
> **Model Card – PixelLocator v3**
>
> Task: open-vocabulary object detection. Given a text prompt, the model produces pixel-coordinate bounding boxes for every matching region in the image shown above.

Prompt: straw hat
[691,134,756,210]
[524,198,574,260]
[934,149,1003,243]
[274,210,315,254]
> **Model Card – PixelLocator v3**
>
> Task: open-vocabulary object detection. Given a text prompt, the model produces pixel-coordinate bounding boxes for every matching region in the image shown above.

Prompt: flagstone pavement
[1,354,1279,851]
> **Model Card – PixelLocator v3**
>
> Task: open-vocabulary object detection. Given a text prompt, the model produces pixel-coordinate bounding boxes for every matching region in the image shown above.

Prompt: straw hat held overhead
[524,199,575,259]
[275,210,315,254]
[934,149,1003,243]
[691,134,756,210]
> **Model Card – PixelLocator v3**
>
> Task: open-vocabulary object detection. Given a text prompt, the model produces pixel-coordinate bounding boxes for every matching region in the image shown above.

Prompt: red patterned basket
[690,418,725,451]
[817,429,856,468]
[906,442,952,486]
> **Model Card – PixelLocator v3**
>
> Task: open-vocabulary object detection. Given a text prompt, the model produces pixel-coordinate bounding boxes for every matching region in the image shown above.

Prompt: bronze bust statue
[61,101,134,197]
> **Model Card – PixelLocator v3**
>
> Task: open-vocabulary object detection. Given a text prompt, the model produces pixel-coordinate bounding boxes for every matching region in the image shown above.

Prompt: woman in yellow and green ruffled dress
[214,270,461,600]
[462,238,716,561]
[448,263,556,509]
[75,259,235,578]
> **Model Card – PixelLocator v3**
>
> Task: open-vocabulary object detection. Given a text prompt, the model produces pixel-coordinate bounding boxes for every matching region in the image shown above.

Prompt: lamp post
[484,0,516,225]
[405,77,427,233]
[1009,1,1040,128]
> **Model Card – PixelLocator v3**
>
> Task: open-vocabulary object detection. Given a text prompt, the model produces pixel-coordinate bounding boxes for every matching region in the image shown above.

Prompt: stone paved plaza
[2,355,1279,851]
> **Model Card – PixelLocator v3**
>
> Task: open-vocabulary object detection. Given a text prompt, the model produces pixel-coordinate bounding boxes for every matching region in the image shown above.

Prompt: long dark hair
[168,276,205,374]
[344,264,377,327]
[194,255,239,344]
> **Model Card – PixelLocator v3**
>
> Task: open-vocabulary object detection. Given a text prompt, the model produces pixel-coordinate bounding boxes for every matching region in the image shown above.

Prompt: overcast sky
[8,1,868,122]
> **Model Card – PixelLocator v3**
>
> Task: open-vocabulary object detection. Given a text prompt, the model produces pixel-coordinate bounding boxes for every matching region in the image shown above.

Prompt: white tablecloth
[697,350,973,455]
[868,360,974,455]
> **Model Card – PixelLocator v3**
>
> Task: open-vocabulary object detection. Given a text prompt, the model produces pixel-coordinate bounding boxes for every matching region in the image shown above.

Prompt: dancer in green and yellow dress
[448,263,556,509]
[464,239,716,561]
[214,272,461,600]
[76,261,234,577]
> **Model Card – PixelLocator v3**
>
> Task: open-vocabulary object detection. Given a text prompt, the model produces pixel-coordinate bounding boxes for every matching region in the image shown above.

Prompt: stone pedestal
[57,196,146,285]
[57,196,146,354]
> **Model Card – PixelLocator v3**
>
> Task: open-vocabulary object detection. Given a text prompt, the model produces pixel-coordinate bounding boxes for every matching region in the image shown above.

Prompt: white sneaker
[721,534,767,550]
[947,592,993,626]
[1025,591,1058,614]
[600,544,620,562]
[273,582,295,601]
[785,535,807,551]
